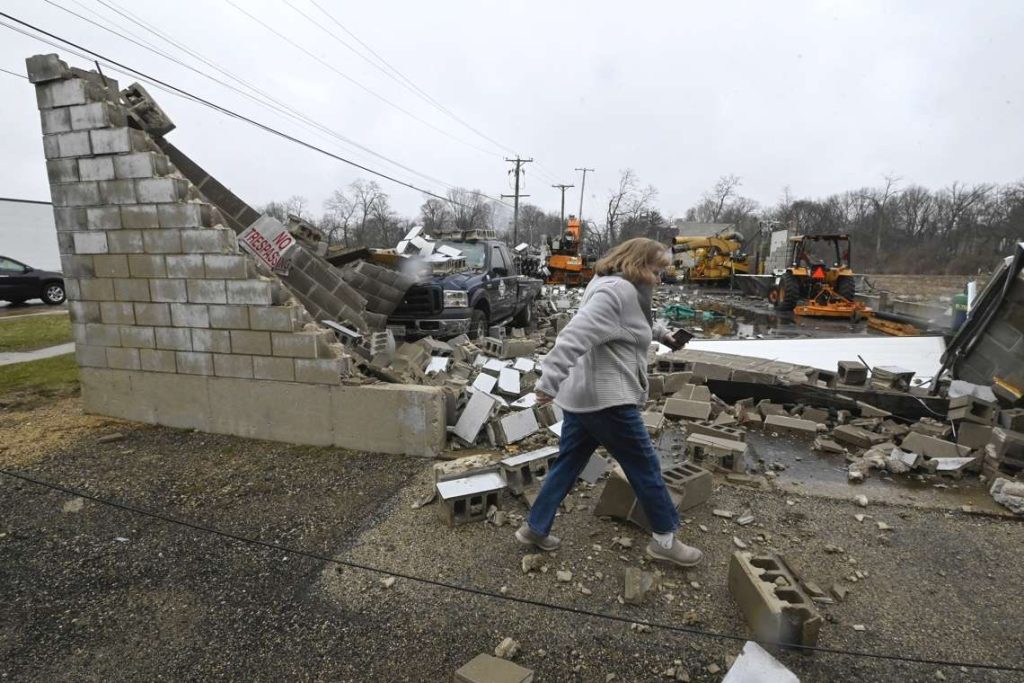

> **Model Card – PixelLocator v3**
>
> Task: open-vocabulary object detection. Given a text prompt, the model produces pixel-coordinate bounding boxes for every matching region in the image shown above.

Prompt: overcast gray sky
[2,0,1022,223]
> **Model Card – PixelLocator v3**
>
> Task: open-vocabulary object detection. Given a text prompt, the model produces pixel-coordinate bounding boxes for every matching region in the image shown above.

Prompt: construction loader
[671,229,751,284]
[546,215,595,287]
[769,234,864,317]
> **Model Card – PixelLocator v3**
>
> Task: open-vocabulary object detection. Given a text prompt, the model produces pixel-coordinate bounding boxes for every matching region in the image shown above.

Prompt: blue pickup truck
[388,239,543,339]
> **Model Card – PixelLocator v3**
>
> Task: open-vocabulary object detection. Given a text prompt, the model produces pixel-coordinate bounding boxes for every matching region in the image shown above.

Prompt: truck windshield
[436,241,487,270]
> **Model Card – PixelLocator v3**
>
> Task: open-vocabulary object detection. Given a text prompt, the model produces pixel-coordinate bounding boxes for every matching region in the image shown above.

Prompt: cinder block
[169,303,209,328]
[113,278,151,302]
[687,420,747,442]
[53,207,88,231]
[120,205,160,229]
[114,152,163,179]
[68,301,100,324]
[40,107,72,134]
[42,135,61,160]
[957,422,995,450]
[142,230,182,254]
[248,306,296,332]
[106,347,141,371]
[227,280,273,305]
[54,182,101,207]
[208,305,249,330]
[213,354,254,379]
[90,128,147,155]
[46,159,79,184]
[157,203,203,228]
[254,356,295,382]
[166,255,205,278]
[191,329,231,353]
[764,414,819,437]
[92,254,129,278]
[35,77,89,108]
[99,301,135,325]
[230,330,271,356]
[150,278,188,303]
[271,332,319,358]
[832,424,889,449]
[85,206,121,230]
[68,101,123,130]
[664,398,712,421]
[686,433,748,472]
[900,431,971,458]
[728,552,822,647]
[454,654,534,683]
[61,254,94,278]
[690,361,732,381]
[155,326,192,351]
[77,157,115,182]
[127,254,165,278]
[75,344,108,368]
[837,360,868,386]
[139,348,177,373]
[499,447,560,495]
[135,177,187,203]
[119,325,155,349]
[57,232,74,255]
[186,279,227,304]
[295,358,342,384]
[85,322,121,346]
[70,323,87,346]
[175,351,214,375]
[73,232,108,255]
[182,228,236,254]
[203,255,247,279]
[27,54,70,84]
[593,462,711,530]
[106,230,144,254]
[79,278,114,301]
[98,179,137,205]
[55,131,92,158]
[134,302,171,327]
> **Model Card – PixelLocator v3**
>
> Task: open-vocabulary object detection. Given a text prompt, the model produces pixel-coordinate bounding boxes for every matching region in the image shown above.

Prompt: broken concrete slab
[832,424,890,449]
[642,411,665,435]
[453,390,499,444]
[990,477,1024,515]
[493,410,540,445]
[623,567,658,605]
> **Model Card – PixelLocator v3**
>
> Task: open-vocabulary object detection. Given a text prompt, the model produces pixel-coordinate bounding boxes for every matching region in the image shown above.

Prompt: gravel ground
[2,398,1023,681]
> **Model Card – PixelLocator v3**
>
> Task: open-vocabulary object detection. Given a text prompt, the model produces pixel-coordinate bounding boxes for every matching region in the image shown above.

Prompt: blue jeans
[526,404,679,536]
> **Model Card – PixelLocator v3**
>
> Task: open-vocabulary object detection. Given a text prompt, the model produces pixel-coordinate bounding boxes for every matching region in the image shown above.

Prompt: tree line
[263,172,1024,274]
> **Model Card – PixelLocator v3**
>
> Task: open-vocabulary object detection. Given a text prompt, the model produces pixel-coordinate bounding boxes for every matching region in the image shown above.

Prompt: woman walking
[515,238,703,568]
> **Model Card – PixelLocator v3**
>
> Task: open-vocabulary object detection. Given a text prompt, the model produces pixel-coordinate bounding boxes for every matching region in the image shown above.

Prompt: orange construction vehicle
[769,233,870,320]
[546,215,595,287]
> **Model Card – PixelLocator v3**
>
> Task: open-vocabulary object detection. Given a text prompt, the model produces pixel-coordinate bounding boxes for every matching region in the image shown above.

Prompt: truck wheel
[775,273,800,312]
[470,308,488,340]
[836,275,855,301]
[43,282,66,305]
[512,302,532,328]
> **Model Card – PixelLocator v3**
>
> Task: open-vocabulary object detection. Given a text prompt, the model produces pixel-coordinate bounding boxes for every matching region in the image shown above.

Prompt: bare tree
[419,197,451,234]
[858,174,902,263]
[350,179,387,246]
[446,188,493,232]
[605,169,639,245]
[323,187,358,247]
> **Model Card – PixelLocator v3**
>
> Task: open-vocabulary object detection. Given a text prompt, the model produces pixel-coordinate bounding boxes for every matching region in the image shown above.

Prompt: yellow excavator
[671,229,751,284]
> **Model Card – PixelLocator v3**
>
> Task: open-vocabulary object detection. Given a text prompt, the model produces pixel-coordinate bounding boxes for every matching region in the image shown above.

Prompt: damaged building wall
[27,53,445,457]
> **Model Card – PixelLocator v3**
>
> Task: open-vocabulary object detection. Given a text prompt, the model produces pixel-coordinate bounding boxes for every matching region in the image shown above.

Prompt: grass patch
[0,353,79,401]
[0,314,72,352]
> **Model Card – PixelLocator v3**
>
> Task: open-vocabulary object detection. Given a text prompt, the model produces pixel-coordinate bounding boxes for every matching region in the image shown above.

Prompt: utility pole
[551,183,574,232]
[502,157,533,244]
[574,167,594,245]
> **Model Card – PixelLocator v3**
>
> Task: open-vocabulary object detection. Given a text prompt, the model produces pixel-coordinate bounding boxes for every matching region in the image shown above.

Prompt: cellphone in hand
[666,327,693,350]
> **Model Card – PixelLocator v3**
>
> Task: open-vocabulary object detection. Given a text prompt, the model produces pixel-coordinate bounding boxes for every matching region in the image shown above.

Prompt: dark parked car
[0,256,65,305]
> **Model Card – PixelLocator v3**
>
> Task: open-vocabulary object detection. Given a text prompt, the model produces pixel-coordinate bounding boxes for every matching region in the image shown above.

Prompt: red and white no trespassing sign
[239,216,296,271]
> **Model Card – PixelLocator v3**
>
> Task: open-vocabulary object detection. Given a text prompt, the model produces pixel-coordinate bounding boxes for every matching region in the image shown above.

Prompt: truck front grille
[393,284,443,317]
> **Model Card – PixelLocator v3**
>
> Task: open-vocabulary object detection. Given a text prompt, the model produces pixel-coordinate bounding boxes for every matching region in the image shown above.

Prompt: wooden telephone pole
[502,157,533,244]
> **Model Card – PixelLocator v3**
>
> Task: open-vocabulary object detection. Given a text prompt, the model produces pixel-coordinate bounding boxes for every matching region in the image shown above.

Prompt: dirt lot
[2,394,1023,682]
[861,273,983,301]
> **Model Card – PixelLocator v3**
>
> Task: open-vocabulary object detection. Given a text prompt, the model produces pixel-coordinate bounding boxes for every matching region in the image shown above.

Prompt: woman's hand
[535,390,553,406]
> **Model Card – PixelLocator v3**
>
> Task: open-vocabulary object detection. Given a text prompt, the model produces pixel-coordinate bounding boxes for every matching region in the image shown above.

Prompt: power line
[221,0,501,160]
[0,11,508,208]
[1,466,1021,674]
[42,0,459,194]
[0,65,28,79]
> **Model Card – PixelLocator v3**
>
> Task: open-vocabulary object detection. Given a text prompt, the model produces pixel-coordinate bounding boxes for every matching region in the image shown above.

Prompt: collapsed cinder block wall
[27,53,445,456]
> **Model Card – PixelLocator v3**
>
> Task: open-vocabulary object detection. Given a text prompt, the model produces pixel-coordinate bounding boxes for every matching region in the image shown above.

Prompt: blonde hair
[594,237,671,285]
